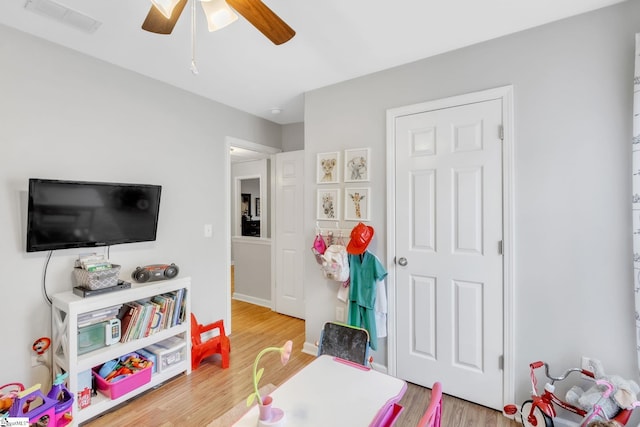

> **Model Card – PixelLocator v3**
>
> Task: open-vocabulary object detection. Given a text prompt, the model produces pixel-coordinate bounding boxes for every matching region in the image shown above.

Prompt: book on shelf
[143,301,160,337]
[148,310,163,335]
[120,301,142,342]
[172,288,185,327]
[178,289,187,324]
[152,294,170,330]
[119,303,138,343]
[136,301,151,340]
[145,301,162,337]
[114,288,188,343]
[133,301,150,340]
[162,293,176,329]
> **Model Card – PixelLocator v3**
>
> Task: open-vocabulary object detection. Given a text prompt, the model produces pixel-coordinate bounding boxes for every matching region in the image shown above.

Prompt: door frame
[225,136,281,334]
[385,85,515,407]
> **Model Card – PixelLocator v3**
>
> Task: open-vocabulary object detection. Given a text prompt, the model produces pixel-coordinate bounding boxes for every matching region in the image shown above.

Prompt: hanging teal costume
[348,251,387,351]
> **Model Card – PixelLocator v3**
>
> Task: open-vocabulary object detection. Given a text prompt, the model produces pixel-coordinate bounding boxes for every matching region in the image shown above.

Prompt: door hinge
[498,240,503,255]
[499,125,504,141]
[499,355,504,370]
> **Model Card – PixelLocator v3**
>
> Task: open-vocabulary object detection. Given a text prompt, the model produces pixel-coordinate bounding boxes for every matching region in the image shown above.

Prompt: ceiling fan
[141,0,295,45]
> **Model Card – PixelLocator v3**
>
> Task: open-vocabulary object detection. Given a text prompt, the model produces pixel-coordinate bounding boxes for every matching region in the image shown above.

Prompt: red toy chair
[190,313,230,370]
[417,382,442,427]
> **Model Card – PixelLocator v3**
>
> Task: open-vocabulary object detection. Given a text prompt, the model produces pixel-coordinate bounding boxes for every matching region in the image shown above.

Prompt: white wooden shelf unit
[51,277,192,425]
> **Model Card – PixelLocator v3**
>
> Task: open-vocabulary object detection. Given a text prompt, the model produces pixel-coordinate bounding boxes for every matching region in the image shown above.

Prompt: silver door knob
[397,257,408,266]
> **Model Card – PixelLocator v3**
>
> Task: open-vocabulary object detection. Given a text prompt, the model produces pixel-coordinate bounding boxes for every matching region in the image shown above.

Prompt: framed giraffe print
[344,187,370,221]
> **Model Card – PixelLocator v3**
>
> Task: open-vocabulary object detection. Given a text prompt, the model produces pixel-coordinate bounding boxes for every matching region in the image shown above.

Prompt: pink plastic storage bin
[92,356,152,400]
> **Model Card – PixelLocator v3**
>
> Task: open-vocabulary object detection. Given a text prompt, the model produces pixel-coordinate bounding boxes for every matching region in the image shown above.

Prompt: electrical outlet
[335,306,345,322]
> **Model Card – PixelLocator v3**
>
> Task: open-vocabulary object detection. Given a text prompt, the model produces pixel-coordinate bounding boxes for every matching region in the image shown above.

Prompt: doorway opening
[226,137,280,333]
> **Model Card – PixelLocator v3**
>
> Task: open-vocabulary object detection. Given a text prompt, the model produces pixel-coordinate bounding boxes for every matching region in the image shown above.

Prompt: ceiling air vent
[24,0,102,34]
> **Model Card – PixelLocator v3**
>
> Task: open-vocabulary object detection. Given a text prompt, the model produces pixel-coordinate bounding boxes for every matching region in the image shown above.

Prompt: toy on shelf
[92,353,154,400]
[97,353,153,383]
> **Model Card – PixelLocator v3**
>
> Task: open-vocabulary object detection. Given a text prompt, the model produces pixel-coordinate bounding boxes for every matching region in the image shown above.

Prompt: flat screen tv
[26,178,162,252]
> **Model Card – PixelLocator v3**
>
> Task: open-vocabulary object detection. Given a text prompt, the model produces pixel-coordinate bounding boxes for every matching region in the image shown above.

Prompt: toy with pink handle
[580,379,614,426]
[0,383,24,412]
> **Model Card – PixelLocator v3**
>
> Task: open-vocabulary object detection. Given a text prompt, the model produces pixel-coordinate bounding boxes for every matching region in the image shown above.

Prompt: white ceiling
[0,0,627,125]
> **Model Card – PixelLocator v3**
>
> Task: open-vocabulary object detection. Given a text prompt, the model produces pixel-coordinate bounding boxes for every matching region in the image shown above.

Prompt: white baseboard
[302,341,318,356]
[232,293,271,308]
[370,361,387,373]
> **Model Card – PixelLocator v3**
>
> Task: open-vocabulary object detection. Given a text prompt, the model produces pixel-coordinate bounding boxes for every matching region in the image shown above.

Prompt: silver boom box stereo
[131,263,179,283]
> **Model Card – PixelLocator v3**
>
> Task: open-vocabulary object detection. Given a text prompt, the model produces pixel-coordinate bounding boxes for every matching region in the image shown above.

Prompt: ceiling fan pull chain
[190,0,199,75]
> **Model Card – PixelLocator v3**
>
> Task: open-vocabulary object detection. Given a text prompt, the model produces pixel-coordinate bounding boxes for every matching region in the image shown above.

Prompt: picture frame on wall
[344,148,370,182]
[317,151,340,184]
[344,187,370,221]
[317,188,340,220]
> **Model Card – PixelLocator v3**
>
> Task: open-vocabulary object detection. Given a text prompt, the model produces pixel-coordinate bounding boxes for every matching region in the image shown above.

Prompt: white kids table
[232,354,407,427]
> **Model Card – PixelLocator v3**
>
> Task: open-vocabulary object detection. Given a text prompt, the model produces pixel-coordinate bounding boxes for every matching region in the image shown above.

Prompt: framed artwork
[317,188,340,220]
[344,148,370,182]
[255,198,261,217]
[317,151,340,184]
[344,187,370,221]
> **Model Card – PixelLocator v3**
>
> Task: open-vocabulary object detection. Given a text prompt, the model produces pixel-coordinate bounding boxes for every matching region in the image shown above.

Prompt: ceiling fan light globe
[150,0,181,19]
[201,0,238,32]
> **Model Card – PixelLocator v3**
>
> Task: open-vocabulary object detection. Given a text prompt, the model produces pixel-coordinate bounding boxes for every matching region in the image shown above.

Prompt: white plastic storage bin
[144,336,186,373]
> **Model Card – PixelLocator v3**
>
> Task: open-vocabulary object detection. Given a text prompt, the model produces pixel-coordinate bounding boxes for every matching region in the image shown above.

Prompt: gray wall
[232,238,272,305]
[303,0,640,409]
[0,24,281,387]
[282,122,304,152]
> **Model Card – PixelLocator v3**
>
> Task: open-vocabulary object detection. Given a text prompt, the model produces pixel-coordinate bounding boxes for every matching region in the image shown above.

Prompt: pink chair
[417,382,442,427]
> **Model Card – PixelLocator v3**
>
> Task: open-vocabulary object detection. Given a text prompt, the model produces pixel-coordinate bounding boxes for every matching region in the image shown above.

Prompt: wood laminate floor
[83,298,519,426]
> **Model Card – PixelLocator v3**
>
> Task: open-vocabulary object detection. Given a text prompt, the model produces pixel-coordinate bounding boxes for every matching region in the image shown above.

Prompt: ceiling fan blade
[141,0,188,35]
[226,0,295,45]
